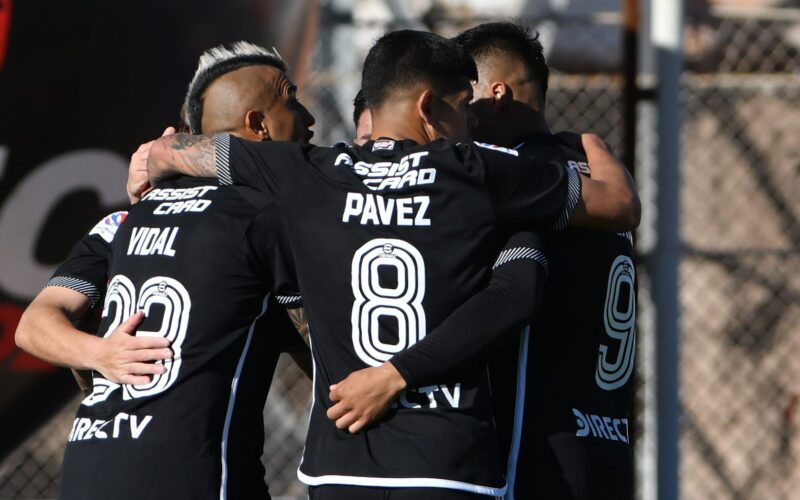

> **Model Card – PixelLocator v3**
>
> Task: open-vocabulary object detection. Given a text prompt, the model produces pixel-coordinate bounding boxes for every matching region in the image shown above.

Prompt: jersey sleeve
[213,134,282,197]
[244,198,302,305]
[473,142,582,231]
[45,211,127,308]
[390,231,548,388]
[253,297,309,354]
[274,292,303,309]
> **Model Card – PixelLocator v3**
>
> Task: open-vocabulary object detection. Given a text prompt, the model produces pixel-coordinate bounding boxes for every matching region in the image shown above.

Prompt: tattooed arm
[147,133,220,184]
[285,307,312,379]
[72,368,93,396]
[276,306,311,379]
[286,307,309,342]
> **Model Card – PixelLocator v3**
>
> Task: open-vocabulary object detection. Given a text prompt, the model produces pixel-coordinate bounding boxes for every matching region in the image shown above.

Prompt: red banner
[0,0,311,457]
[0,0,9,71]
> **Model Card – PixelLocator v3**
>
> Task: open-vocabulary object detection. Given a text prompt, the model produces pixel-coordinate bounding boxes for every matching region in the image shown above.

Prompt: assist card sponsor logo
[567,159,591,176]
[334,151,436,191]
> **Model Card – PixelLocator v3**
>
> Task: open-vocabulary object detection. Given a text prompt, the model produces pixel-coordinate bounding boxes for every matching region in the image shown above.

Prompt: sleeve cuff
[213,134,233,186]
[551,167,582,231]
[44,276,102,308]
[389,359,417,389]
[492,247,549,278]
[275,293,303,308]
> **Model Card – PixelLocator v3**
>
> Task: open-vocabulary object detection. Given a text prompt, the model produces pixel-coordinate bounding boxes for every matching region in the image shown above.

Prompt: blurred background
[0,0,798,498]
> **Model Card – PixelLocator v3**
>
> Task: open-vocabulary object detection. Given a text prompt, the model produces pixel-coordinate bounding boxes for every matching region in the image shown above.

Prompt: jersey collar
[512,131,555,151]
[362,137,424,157]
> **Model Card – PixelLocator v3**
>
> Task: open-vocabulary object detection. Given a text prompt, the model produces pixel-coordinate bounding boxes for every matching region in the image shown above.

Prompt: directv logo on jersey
[391,383,462,409]
[67,412,153,442]
[572,407,629,444]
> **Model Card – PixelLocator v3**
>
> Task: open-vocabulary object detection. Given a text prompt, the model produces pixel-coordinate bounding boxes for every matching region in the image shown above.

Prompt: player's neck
[502,114,550,146]
[369,123,429,145]
[370,107,432,145]
[517,110,550,134]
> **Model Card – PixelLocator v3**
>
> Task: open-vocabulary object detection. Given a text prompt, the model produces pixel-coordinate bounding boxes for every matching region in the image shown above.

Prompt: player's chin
[302,129,314,144]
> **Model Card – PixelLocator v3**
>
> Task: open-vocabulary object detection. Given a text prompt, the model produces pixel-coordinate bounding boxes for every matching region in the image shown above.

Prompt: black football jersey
[491,133,636,500]
[45,210,126,309]
[216,135,582,495]
[54,178,299,500]
[47,212,307,354]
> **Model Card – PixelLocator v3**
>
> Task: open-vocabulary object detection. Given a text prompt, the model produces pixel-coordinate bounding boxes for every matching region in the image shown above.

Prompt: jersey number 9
[595,255,637,391]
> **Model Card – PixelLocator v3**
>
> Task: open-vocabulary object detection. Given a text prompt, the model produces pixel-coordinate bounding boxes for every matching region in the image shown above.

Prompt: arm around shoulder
[569,134,641,232]
[15,286,100,369]
[147,133,221,185]
[16,287,172,385]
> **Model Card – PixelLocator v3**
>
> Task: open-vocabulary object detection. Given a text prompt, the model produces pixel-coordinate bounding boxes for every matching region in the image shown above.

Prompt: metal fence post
[651,0,683,498]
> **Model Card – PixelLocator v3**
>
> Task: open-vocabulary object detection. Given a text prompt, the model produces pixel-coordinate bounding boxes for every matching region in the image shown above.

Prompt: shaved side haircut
[184,42,286,134]
[455,22,550,102]
[352,89,367,129]
[361,30,477,109]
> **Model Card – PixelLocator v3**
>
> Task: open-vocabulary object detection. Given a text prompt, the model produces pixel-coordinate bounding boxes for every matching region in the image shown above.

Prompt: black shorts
[309,485,491,500]
[511,432,634,500]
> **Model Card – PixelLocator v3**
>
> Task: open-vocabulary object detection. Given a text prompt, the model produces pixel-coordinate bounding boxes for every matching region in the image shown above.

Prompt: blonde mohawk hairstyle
[183,41,286,134]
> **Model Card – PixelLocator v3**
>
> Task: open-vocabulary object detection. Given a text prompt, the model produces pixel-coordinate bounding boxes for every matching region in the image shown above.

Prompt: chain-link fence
[2,3,799,499]
[678,8,800,499]
[0,396,78,499]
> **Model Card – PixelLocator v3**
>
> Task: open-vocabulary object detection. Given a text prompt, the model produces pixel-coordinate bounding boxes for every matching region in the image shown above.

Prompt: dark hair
[184,42,286,134]
[454,22,549,100]
[353,89,368,129]
[361,30,478,108]
[177,102,191,133]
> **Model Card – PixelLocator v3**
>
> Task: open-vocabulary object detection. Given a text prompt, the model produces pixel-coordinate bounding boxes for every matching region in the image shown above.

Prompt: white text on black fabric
[391,383,462,409]
[127,227,179,257]
[67,413,153,442]
[143,186,216,215]
[342,193,430,226]
[335,151,437,191]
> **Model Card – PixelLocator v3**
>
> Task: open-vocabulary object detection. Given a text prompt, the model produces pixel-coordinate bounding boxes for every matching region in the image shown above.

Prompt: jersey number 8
[351,239,427,367]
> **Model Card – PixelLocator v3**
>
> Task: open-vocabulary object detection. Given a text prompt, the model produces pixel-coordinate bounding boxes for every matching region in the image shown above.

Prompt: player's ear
[492,82,513,111]
[417,89,439,141]
[416,89,435,127]
[245,110,270,141]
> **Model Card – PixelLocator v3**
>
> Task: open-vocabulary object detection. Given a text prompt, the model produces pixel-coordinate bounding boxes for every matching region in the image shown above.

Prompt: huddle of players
[16,22,638,500]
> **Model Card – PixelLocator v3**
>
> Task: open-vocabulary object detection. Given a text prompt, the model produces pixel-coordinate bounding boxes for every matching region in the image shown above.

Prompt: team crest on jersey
[89,211,128,243]
[473,142,519,157]
[372,139,395,152]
